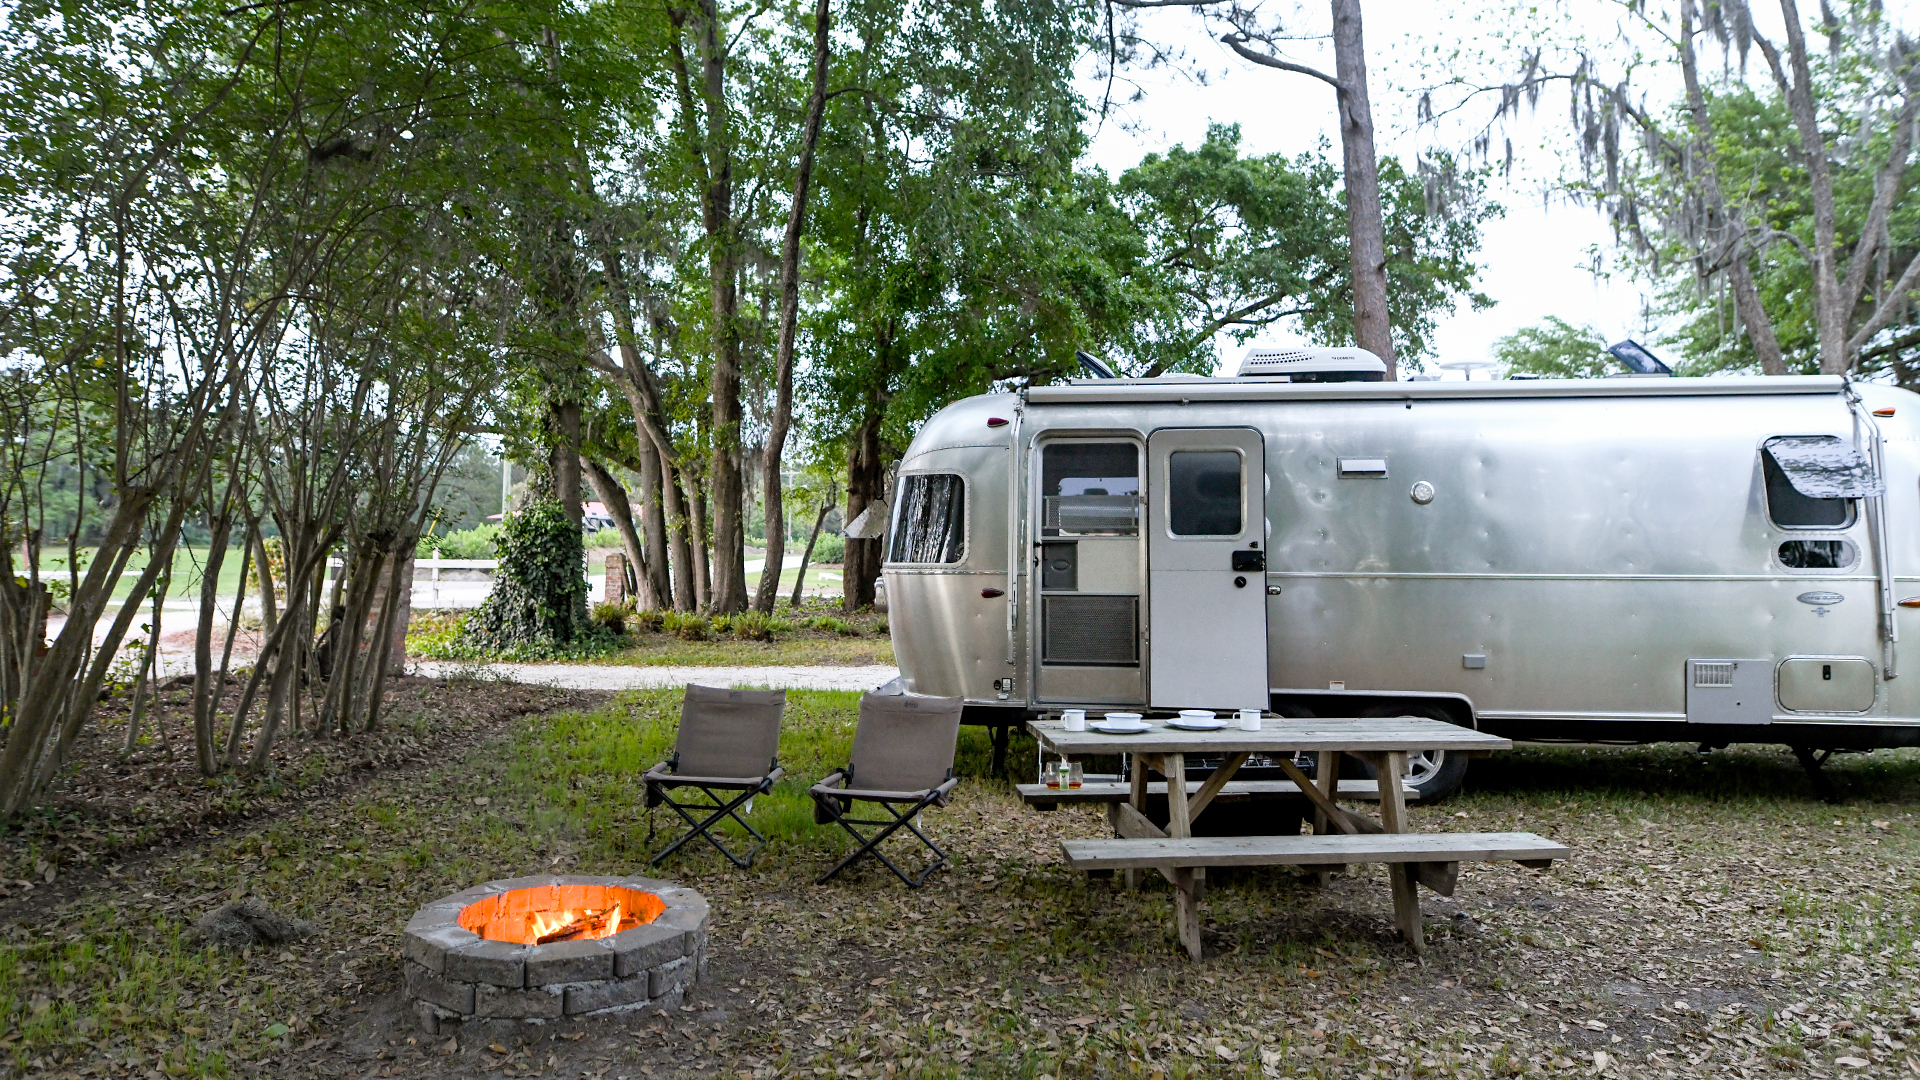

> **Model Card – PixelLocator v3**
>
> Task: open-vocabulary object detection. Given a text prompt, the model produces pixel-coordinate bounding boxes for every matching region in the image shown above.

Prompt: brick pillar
[603,552,626,608]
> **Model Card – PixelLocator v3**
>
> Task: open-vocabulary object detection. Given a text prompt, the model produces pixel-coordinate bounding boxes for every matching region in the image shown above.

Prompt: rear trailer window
[1761,436,1877,529]
[889,474,965,564]
[1168,450,1243,535]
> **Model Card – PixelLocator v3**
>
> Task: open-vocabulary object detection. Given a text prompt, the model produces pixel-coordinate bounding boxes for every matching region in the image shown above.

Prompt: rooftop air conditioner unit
[1236,346,1387,382]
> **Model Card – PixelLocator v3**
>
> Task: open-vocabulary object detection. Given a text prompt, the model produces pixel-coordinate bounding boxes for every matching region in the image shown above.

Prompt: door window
[888,474,965,564]
[1168,450,1243,535]
[1040,442,1139,536]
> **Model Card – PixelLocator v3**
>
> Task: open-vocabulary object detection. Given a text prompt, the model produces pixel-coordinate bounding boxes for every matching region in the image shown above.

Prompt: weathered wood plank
[1015,779,1388,806]
[1185,752,1250,819]
[1058,831,1569,871]
[1032,717,1508,757]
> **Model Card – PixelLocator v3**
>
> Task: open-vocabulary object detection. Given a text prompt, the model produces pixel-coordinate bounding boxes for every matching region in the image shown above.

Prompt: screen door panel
[1147,428,1268,710]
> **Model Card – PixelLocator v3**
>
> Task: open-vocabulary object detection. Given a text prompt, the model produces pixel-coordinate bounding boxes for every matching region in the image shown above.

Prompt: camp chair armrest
[811,771,849,795]
[761,765,785,791]
[930,775,959,807]
[651,773,773,789]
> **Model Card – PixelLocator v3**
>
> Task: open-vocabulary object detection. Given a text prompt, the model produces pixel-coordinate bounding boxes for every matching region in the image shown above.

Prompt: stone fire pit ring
[402,875,709,1032]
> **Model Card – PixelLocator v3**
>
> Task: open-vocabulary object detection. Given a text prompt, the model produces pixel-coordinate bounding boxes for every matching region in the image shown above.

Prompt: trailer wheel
[1357,704,1471,804]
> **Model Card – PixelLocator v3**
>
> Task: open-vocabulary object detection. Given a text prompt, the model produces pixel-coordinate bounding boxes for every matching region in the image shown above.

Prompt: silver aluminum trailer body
[882,375,1920,792]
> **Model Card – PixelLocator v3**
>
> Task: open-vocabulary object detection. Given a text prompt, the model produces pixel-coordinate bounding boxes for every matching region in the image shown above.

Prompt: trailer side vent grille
[1042,595,1139,666]
[1692,661,1736,687]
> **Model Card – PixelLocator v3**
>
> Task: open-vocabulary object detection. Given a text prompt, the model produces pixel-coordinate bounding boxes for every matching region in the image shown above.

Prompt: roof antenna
[1607,339,1673,375]
[1076,349,1118,379]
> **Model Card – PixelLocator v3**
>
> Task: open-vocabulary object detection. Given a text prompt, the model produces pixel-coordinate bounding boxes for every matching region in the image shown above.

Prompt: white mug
[1062,709,1087,731]
[1235,709,1263,731]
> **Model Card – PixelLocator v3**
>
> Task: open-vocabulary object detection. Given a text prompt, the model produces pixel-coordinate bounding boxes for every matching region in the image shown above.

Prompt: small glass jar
[1066,762,1084,789]
[1045,760,1063,789]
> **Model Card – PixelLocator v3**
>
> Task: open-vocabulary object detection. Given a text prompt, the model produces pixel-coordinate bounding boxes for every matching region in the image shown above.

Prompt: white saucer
[1165,718,1228,731]
[1090,722,1151,735]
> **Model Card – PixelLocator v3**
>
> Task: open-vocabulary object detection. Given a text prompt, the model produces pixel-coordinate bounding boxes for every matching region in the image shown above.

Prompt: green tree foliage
[459,492,605,658]
[1110,125,1494,375]
[1492,317,1614,378]
[1647,83,1920,379]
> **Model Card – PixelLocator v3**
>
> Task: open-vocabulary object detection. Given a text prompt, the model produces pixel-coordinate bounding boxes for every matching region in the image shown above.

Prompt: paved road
[409,661,899,692]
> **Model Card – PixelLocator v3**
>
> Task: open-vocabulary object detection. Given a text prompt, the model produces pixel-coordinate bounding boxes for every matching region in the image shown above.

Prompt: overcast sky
[1071,0,1914,377]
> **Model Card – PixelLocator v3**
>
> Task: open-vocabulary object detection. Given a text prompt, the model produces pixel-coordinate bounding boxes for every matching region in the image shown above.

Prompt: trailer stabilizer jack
[1791,746,1842,805]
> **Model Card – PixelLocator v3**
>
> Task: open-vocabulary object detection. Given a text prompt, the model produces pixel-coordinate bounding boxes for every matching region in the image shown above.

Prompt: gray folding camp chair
[810,693,964,887]
[643,685,787,867]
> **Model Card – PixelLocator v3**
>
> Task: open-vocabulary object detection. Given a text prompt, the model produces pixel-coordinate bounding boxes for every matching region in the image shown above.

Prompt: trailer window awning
[1762,436,1883,499]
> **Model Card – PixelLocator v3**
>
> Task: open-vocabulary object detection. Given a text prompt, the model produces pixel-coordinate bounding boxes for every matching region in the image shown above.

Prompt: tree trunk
[633,437,674,610]
[582,455,658,610]
[791,489,835,609]
[550,401,585,528]
[754,0,834,614]
[687,472,713,611]
[1772,0,1846,373]
[1330,0,1395,377]
[843,410,885,612]
[191,516,233,774]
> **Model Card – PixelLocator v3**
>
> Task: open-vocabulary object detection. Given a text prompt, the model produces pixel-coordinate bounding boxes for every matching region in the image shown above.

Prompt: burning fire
[459,885,664,945]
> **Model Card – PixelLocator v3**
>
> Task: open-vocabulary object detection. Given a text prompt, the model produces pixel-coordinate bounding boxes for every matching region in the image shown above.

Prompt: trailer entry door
[1147,427,1267,710]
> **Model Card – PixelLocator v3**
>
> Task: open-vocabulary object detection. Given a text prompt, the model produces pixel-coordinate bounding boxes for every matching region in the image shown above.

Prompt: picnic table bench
[1030,717,1567,959]
[1017,777,1390,811]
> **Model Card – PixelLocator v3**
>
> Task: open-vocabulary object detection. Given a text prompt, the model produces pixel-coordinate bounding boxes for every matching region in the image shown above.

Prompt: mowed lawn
[2,689,1916,1079]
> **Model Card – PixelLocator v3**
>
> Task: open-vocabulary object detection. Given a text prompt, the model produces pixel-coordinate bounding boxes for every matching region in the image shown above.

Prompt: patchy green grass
[6,696,1919,1079]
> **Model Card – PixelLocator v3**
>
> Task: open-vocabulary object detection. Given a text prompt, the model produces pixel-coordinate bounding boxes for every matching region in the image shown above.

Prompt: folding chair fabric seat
[644,685,787,867]
[810,693,964,888]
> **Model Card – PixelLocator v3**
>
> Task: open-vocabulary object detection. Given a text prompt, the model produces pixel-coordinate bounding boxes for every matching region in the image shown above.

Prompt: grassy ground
[33,547,249,608]
[407,603,894,667]
[3,693,1917,1079]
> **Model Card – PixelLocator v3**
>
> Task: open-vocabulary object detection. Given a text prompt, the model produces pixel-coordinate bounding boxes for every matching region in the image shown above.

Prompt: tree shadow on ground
[1464,741,1920,805]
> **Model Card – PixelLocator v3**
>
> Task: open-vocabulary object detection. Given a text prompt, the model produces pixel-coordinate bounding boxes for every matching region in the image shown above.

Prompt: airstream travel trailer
[881,350,1920,800]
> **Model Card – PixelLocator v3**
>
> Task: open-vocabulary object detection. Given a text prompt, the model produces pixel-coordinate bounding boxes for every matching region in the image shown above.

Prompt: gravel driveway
[408,660,899,692]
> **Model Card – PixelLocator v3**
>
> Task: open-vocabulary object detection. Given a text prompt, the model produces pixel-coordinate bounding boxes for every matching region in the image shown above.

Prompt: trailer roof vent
[1236,346,1387,382]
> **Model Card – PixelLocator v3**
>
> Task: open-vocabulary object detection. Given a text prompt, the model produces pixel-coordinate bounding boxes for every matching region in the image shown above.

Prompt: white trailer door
[1147,427,1268,710]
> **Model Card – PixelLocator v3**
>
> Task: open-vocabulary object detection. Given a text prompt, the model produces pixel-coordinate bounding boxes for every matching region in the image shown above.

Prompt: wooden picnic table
[1031,716,1564,959]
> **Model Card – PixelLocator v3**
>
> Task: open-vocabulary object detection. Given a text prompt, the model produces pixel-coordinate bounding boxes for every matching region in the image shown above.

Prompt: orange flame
[458,885,663,945]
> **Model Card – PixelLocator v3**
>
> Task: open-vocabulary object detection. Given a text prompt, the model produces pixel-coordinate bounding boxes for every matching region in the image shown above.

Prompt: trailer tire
[1357,704,1471,804]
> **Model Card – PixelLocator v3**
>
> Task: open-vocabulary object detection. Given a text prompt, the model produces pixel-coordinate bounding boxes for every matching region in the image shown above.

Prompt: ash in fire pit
[403,875,707,1033]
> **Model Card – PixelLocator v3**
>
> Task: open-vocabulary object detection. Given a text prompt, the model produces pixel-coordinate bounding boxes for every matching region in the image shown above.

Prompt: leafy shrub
[874,616,888,636]
[808,532,845,564]
[407,610,468,657]
[731,610,774,641]
[416,523,502,560]
[710,614,734,635]
[805,615,855,635]
[591,601,633,636]
[629,608,665,633]
[458,494,611,658]
[663,612,710,641]
[583,527,624,551]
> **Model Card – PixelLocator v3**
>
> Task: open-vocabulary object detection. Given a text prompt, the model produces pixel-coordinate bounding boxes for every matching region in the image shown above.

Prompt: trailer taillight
[1874,408,1896,417]
[987,417,1009,428]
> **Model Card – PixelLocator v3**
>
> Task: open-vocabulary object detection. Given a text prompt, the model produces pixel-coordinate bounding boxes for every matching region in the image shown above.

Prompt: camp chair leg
[816,796,947,887]
[649,785,769,868]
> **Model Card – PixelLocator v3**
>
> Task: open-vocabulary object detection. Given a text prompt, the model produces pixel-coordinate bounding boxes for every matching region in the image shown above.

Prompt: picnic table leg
[1313,750,1342,885]
[1371,750,1424,954]
[1162,752,1203,959]
[1124,753,1149,891]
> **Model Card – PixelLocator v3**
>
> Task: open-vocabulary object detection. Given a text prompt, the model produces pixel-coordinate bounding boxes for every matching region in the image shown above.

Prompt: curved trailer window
[888,474,966,564]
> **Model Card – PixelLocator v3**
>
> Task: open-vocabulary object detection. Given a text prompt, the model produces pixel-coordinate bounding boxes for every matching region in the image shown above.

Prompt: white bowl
[1177,709,1216,720]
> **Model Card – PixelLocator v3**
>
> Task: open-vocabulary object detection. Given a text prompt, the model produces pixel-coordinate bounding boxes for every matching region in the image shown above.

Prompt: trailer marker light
[1874,408,1896,417]
[981,587,1005,598]
[1899,597,1920,608]
[987,417,1010,428]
